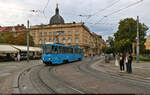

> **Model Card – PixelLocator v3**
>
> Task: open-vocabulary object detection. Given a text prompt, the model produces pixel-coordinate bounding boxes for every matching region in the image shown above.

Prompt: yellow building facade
[145,36,150,50]
[30,23,97,55]
[30,4,105,55]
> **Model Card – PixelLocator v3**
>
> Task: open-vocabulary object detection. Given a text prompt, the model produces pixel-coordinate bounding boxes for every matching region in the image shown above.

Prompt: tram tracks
[47,66,85,94]
[29,65,56,93]
[18,63,85,94]
[18,65,56,93]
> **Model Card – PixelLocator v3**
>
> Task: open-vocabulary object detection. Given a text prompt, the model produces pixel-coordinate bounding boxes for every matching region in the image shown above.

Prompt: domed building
[49,4,64,25]
[30,4,106,56]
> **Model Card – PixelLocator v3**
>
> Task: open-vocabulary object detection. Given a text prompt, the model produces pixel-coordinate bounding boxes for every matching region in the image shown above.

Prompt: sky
[0,0,150,40]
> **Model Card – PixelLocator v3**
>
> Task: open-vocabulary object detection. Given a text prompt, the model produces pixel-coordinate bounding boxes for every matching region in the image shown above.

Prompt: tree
[15,32,34,46]
[114,18,148,54]
[0,32,34,46]
[0,32,16,44]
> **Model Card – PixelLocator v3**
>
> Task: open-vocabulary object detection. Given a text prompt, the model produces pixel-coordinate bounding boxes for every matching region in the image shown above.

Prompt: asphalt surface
[17,56,150,94]
[0,60,41,93]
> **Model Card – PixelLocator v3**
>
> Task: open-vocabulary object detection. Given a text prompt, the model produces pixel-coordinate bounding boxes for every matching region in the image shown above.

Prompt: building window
[32,33,35,37]
[54,32,57,36]
[49,38,52,42]
[44,32,47,36]
[49,32,53,36]
[63,39,65,43]
[61,31,65,36]
[44,39,47,43]
[68,31,72,36]
[68,38,71,43]
[75,31,79,35]
[39,39,42,44]
[76,38,79,43]
[40,32,42,37]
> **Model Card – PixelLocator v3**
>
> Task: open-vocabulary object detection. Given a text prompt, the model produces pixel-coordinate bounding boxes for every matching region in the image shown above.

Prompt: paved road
[0,60,41,93]
[18,56,150,94]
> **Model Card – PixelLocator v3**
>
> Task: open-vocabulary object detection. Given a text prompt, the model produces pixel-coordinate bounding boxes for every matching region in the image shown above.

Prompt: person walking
[91,53,93,61]
[125,52,129,73]
[17,52,21,61]
[119,53,125,72]
[128,53,133,73]
[115,53,119,66]
[14,53,17,61]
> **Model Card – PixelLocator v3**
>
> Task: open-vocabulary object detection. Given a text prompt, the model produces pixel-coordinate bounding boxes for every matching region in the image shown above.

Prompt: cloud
[0,0,149,40]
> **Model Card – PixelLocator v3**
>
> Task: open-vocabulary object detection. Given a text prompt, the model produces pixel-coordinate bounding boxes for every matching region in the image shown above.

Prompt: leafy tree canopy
[0,32,34,46]
[114,17,148,53]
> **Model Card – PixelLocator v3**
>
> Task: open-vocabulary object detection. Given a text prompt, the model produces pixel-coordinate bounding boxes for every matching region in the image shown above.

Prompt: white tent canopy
[12,45,42,52]
[0,44,19,53]
[31,47,42,52]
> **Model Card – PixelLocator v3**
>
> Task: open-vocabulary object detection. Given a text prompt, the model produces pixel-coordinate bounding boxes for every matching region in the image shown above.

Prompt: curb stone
[91,59,150,83]
[12,63,42,93]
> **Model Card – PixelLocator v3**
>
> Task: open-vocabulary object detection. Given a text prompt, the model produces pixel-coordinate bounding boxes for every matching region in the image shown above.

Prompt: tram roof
[43,43,82,49]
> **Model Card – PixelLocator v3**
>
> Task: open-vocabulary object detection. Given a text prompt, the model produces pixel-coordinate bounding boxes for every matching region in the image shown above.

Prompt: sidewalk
[96,59,150,79]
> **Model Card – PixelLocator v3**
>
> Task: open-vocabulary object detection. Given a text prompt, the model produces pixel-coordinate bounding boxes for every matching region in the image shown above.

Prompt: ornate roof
[49,4,64,25]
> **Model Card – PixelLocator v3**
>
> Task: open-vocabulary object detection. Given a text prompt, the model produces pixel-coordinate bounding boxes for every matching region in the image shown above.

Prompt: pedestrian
[14,53,17,61]
[91,53,93,60]
[17,52,21,61]
[115,53,119,66]
[125,52,129,73]
[128,53,133,73]
[119,53,125,72]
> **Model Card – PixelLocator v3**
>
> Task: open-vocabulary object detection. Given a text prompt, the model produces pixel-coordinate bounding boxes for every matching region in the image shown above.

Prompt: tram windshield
[43,45,58,54]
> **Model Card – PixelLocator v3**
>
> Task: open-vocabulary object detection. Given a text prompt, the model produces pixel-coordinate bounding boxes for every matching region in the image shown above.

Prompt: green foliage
[103,37,117,54]
[134,55,150,61]
[15,32,34,46]
[102,46,114,54]
[114,18,148,53]
[140,55,150,61]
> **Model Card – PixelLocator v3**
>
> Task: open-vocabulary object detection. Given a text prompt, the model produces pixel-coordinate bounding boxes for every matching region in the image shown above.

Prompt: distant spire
[56,3,58,8]
[55,3,59,14]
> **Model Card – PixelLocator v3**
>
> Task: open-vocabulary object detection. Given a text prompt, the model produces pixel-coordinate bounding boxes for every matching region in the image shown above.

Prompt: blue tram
[42,43,84,65]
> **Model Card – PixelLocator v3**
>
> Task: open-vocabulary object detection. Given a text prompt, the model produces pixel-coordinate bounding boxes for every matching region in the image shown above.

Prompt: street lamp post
[136,16,140,63]
[27,20,30,62]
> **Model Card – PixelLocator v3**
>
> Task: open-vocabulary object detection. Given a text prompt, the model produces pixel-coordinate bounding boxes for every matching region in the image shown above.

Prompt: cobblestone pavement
[11,56,150,94]
[95,57,150,79]
[52,56,150,94]
[0,60,42,93]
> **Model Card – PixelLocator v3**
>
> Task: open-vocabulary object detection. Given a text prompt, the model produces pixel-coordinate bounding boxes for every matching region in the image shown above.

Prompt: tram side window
[75,48,78,54]
[79,49,82,54]
[68,48,70,54]
[77,48,80,54]
[79,49,81,54]
[52,46,58,54]
[70,48,73,54]
[66,48,70,54]
[65,47,72,54]
[59,47,62,54]
[62,47,65,54]
[63,47,67,54]
[81,49,83,54]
